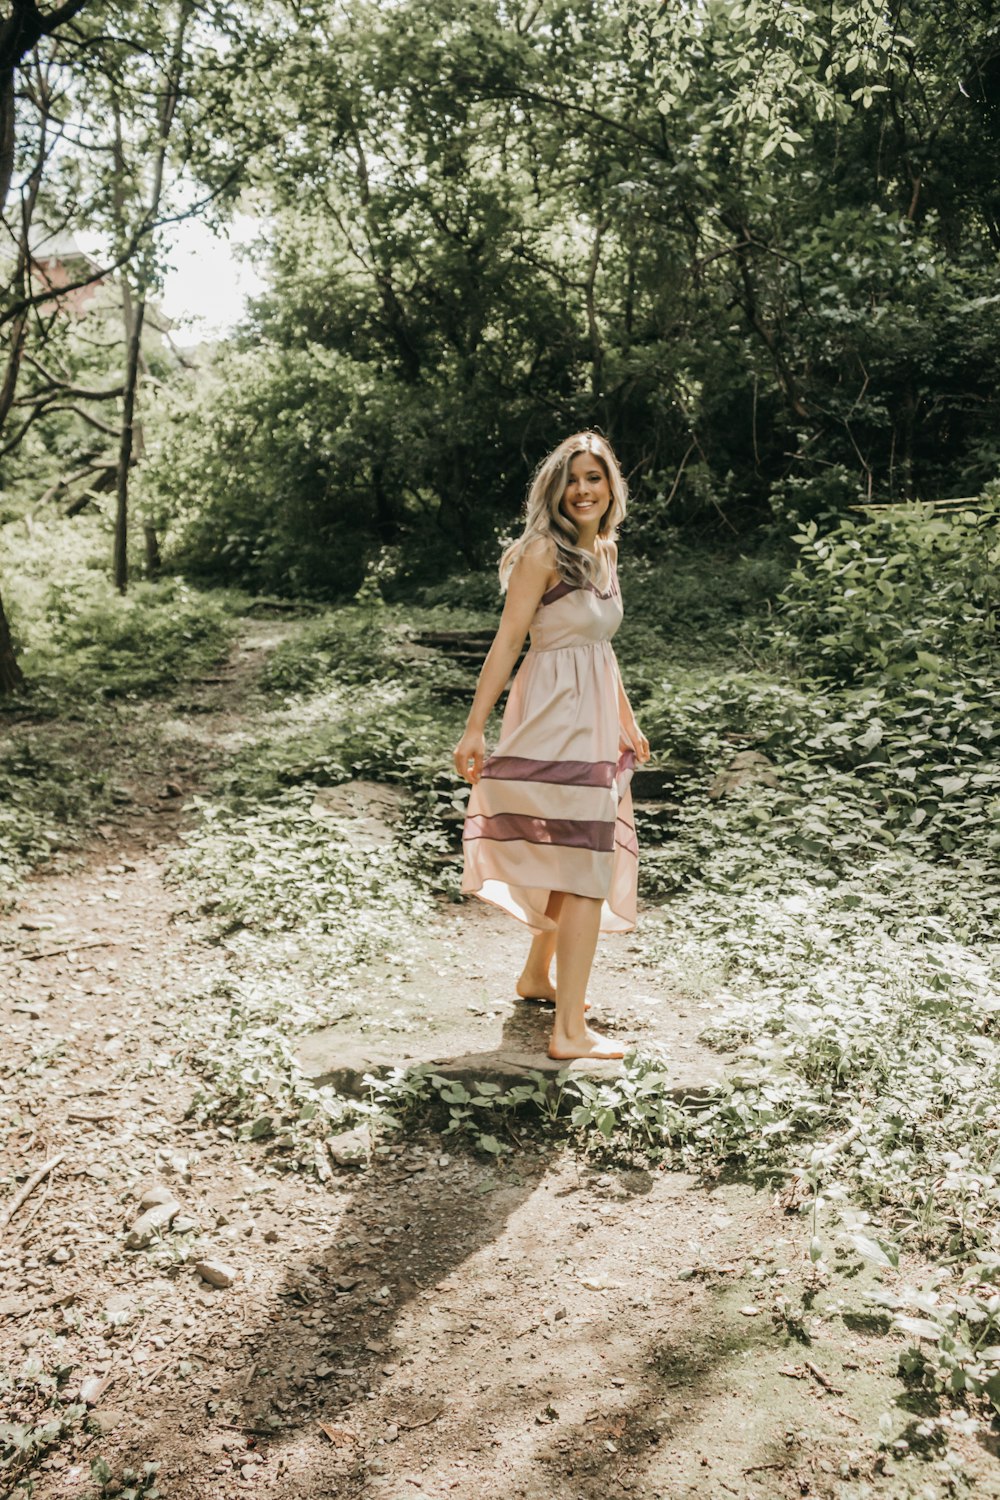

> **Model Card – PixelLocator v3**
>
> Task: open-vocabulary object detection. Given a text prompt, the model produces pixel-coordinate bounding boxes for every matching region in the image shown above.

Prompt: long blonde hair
[499,431,628,592]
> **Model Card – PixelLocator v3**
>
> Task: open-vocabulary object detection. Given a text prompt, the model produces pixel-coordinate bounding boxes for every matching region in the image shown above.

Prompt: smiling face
[559,449,612,535]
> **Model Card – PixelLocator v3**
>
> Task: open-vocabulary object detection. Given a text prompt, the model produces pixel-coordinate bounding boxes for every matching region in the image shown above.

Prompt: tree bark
[111,0,191,592]
[0,0,93,694]
[113,295,145,591]
[0,584,24,693]
[0,0,91,214]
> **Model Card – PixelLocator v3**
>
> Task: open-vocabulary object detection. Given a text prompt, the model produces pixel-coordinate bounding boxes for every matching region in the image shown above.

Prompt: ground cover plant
[0,517,238,900]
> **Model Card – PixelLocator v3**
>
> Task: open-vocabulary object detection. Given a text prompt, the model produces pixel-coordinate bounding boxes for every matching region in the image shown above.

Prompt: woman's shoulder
[520,533,558,567]
[602,536,619,565]
[517,534,560,585]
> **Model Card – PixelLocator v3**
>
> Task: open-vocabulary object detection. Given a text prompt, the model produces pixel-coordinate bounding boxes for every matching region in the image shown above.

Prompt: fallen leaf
[318,1422,356,1446]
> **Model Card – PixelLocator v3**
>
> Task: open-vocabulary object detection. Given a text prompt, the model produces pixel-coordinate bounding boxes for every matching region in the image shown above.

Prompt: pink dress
[461,558,639,935]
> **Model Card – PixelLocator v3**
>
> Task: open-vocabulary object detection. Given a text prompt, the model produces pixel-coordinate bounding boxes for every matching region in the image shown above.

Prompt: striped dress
[461,558,638,935]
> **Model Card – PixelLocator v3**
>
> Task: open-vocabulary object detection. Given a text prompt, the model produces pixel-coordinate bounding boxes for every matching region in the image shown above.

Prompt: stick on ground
[0,1152,65,1232]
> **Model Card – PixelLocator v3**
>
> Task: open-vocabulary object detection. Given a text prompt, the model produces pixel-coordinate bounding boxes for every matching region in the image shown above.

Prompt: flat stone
[295,1037,721,1102]
[126,1199,180,1249]
[195,1258,237,1289]
[327,1125,371,1168]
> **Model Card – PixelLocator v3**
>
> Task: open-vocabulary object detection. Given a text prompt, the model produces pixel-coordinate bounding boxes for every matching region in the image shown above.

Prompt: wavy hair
[499,431,628,592]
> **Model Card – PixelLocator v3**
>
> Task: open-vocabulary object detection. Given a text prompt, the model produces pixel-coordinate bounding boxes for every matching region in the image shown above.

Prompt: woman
[453,431,650,1061]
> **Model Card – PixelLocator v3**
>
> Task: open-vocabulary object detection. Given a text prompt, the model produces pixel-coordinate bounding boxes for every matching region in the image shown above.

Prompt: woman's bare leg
[548,892,624,1060]
[516,890,563,1002]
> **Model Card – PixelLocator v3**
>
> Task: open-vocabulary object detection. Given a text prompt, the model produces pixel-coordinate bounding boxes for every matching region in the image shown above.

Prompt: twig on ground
[0,1152,65,1232]
[22,938,120,961]
[14,1165,55,1236]
[806,1360,844,1394]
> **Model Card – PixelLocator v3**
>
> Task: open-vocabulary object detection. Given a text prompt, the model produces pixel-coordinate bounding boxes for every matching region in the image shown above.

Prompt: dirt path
[1,621,993,1500]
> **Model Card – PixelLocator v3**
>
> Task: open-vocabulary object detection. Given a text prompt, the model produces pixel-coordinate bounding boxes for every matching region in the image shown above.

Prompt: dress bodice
[527,563,623,652]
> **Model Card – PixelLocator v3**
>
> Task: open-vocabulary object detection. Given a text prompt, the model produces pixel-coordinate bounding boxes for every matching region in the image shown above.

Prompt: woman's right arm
[453,541,554,784]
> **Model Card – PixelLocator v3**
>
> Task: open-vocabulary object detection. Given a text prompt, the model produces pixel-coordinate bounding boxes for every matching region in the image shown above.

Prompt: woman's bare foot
[547,1026,625,1061]
[516,970,557,1004]
[516,973,591,1009]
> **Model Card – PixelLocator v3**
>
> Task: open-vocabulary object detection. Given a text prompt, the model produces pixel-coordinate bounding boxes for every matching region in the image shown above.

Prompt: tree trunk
[0,583,24,694]
[113,295,146,592]
[110,1,192,591]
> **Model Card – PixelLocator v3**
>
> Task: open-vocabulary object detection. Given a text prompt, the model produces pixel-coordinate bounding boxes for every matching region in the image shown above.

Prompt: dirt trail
[1,621,991,1500]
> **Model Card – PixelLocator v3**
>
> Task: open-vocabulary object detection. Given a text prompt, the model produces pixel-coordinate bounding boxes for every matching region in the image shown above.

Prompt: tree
[0,0,97,693]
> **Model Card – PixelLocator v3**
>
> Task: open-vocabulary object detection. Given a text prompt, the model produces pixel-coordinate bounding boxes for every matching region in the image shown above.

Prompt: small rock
[263,1228,279,1244]
[139,1184,178,1210]
[163,781,184,798]
[79,1375,108,1406]
[49,1246,72,1264]
[195,1258,237,1289]
[126,1199,180,1249]
[739,1305,761,1317]
[89,1406,125,1434]
[240,1463,258,1481]
[326,1125,370,1169]
[172,1216,198,1234]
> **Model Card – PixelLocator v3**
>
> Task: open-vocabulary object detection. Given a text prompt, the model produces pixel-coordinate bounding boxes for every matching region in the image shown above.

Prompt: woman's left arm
[606,543,650,764]
[615,662,650,763]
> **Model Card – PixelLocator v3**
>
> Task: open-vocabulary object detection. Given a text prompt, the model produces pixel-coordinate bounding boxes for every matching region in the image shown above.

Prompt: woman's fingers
[454,740,485,783]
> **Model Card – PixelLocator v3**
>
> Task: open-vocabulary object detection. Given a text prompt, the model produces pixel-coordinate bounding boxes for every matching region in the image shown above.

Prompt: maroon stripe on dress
[481,755,616,788]
[540,562,618,606]
[463,812,616,853]
[615,824,639,857]
[617,747,637,776]
[540,580,575,605]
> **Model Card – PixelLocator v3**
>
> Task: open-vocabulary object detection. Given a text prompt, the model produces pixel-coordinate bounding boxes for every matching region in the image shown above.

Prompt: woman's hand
[624,722,651,764]
[454,727,486,784]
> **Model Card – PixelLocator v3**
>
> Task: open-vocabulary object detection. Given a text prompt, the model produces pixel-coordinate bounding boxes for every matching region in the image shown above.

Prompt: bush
[776,497,1000,685]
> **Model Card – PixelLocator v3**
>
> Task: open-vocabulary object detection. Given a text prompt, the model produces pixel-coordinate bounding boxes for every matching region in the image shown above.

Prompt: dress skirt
[461,566,639,936]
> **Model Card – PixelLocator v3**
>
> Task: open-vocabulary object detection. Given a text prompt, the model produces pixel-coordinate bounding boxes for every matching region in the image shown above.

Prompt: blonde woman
[453,432,650,1060]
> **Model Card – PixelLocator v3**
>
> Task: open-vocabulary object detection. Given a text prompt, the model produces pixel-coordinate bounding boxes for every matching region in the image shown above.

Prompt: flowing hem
[461,873,637,937]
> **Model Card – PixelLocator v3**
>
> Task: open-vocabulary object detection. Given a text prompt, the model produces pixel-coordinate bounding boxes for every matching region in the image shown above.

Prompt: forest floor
[2,617,997,1500]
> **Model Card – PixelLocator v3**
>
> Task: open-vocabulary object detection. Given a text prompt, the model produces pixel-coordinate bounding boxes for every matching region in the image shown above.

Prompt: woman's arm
[615,663,650,763]
[453,540,555,784]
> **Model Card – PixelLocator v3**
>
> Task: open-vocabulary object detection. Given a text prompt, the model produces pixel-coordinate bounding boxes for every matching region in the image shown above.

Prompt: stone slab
[295,1019,725,1104]
[292,899,730,1102]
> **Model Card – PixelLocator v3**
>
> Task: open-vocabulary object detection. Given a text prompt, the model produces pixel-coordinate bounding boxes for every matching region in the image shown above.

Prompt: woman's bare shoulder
[515,534,559,587]
[519,533,558,567]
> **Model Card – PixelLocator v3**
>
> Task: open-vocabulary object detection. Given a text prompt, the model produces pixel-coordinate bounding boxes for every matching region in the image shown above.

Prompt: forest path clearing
[1,616,991,1500]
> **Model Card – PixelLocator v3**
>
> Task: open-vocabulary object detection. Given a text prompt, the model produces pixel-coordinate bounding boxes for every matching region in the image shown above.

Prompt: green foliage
[171,789,432,950]
[0,518,237,899]
[89,1458,161,1500]
[2,517,236,708]
[0,736,112,895]
[125,0,1000,600]
[0,1362,88,1494]
[777,500,1000,684]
